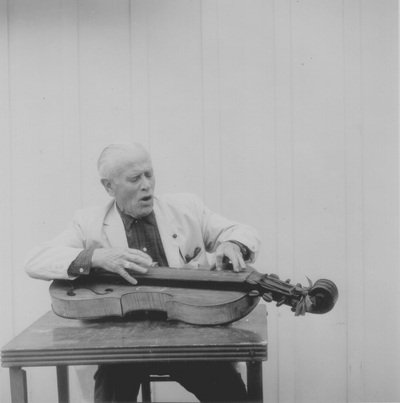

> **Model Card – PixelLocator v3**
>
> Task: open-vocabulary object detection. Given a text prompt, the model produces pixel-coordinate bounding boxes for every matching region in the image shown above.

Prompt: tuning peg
[276,296,286,307]
[262,293,273,303]
[285,279,291,283]
[268,273,280,280]
[294,284,303,293]
[291,300,299,312]
[259,284,274,294]
[248,290,260,297]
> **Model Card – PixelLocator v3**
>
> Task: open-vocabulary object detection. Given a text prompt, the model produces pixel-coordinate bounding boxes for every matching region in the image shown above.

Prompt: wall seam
[359,0,365,399]
[216,0,222,214]
[289,0,296,397]
[200,0,205,202]
[6,0,15,337]
[272,1,280,402]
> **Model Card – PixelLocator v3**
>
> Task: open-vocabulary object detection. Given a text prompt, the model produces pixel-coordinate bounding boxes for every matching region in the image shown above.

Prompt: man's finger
[117,268,138,285]
[218,247,240,272]
[227,253,240,272]
[230,250,247,272]
[238,254,246,270]
[214,253,224,271]
[125,252,153,266]
[123,261,148,274]
[126,256,153,266]
[126,248,153,260]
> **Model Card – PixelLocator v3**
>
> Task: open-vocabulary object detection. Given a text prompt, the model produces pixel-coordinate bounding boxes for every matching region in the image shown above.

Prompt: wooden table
[2,305,267,403]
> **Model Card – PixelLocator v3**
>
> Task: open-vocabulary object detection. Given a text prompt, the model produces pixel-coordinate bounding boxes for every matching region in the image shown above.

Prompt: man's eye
[129,177,139,183]
[145,172,153,178]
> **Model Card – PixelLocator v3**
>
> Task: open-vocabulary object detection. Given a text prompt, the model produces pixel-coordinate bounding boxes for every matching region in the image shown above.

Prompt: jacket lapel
[153,197,181,267]
[103,200,129,248]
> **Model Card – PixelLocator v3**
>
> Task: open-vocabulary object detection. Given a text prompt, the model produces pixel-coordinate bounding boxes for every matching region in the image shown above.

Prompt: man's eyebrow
[126,168,153,179]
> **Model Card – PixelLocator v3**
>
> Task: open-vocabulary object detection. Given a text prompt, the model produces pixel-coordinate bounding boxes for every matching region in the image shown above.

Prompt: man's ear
[101,178,115,197]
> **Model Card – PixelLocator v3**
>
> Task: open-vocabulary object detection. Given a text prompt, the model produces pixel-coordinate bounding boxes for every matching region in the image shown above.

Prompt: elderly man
[25,143,260,403]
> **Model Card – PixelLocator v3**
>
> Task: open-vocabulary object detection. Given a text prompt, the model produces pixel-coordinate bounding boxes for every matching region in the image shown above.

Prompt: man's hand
[91,248,153,285]
[210,242,246,273]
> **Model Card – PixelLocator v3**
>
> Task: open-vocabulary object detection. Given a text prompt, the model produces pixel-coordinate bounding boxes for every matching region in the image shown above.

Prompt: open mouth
[141,195,152,202]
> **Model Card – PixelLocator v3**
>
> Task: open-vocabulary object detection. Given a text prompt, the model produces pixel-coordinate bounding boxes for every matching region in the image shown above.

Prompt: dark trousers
[94,362,248,403]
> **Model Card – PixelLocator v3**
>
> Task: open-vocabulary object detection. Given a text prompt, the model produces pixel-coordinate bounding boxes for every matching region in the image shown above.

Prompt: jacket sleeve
[24,210,87,281]
[192,195,261,263]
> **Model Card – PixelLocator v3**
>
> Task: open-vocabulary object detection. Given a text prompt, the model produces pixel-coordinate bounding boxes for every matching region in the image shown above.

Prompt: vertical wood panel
[131,0,151,148]
[61,0,81,214]
[217,0,275,230]
[361,1,399,401]
[78,0,133,207]
[273,1,295,401]
[8,0,66,327]
[344,1,364,401]
[145,0,204,197]
[291,1,347,402]
[274,0,295,287]
[201,0,221,212]
[0,0,13,400]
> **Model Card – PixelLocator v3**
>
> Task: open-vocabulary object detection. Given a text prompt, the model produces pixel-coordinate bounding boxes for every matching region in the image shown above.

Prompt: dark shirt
[117,208,169,267]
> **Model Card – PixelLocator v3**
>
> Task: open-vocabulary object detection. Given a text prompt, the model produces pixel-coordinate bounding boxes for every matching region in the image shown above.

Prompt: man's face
[104,151,156,218]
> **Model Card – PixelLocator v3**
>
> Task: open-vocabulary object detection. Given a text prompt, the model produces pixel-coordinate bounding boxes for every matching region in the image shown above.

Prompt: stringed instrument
[49,266,338,325]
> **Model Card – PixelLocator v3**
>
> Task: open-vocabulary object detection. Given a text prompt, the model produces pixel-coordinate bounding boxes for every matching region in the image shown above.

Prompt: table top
[2,306,267,367]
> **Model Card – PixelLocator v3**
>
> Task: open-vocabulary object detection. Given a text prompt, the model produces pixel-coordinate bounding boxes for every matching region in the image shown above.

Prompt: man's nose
[141,175,151,190]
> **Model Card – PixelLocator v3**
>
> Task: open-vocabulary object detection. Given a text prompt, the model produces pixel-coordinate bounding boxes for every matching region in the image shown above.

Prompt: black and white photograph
[1,1,398,402]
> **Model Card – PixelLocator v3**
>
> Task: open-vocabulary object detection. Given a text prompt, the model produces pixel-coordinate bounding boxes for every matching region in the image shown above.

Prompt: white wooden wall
[1,1,399,402]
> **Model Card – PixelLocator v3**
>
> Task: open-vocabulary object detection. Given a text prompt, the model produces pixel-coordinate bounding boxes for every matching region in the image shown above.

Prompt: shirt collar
[116,204,157,230]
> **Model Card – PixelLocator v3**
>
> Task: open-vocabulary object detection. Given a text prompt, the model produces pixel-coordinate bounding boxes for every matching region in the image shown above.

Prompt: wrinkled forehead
[115,149,153,174]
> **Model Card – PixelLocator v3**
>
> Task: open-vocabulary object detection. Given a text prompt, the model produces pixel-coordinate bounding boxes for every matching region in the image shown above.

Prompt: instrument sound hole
[66,287,114,296]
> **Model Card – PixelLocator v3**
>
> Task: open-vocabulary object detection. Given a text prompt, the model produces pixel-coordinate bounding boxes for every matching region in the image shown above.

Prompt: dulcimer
[49,266,338,325]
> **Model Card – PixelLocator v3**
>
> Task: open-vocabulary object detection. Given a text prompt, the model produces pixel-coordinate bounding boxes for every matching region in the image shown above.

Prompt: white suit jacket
[25,193,260,281]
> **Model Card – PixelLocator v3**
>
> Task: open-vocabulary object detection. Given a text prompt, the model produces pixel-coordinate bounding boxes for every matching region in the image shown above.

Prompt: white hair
[97,143,150,180]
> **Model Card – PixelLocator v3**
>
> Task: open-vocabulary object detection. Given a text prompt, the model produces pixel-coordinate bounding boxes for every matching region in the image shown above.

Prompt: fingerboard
[91,266,254,292]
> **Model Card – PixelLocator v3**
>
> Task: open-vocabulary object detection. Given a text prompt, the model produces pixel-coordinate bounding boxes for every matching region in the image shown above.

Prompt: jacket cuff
[67,248,95,276]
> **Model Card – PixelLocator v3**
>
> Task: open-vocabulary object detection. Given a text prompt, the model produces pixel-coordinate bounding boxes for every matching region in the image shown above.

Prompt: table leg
[56,366,70,403]
[141,378,152,402]
[10,367,28,403]
[246,361,263,403]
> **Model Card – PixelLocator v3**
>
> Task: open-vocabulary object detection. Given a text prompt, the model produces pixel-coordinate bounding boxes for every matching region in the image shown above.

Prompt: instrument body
[50,266,338,325]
